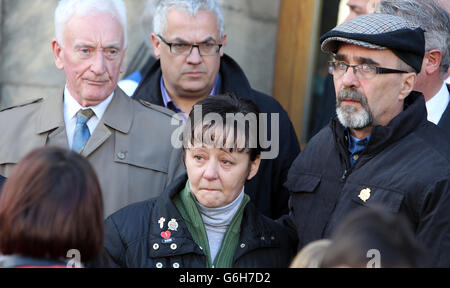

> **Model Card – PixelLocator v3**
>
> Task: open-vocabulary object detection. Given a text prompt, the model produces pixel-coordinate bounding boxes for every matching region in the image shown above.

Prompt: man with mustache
[131,0,300,220]
[284,13,450,267]
[0,0,185,218]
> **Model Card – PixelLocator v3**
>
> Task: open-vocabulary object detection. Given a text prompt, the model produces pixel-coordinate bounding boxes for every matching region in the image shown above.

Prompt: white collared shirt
[63,86,114,148]
[425,82,450,125]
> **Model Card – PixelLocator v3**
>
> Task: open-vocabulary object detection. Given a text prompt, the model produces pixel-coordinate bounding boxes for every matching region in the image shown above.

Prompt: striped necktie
[72,109,95,153]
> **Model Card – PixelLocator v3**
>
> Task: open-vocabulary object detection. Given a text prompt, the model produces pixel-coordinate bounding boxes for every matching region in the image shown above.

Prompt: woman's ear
[247,155,261,181]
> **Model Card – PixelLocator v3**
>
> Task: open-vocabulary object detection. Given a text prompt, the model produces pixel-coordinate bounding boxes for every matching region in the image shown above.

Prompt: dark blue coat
[132,54,300,219]
[93,175,297,268]
[285,92,450,267]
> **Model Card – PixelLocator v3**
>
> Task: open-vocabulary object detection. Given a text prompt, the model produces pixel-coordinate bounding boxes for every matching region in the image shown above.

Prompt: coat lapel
[82,88,133,157]
[35,91,68,148]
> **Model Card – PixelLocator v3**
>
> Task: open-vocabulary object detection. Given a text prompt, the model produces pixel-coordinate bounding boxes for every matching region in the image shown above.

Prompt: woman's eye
[221,160,233,165]
[193,155,204,161]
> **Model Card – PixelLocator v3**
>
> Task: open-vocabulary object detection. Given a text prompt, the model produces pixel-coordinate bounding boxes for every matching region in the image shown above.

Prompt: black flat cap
[320,13,425,73]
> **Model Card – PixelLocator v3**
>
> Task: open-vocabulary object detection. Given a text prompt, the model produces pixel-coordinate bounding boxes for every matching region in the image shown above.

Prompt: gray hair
[377,0,450,79]
[54,0,128,48]
[152,0,225,38]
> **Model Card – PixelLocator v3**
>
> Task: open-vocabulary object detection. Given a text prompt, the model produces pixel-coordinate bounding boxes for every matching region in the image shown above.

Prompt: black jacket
[94,175,297,268]
[285,92,450,267]
[132,54,300,219]
[437,84,450,136]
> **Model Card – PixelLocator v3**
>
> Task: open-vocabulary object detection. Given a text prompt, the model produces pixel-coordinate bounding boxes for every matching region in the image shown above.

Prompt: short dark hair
[183,93,262,161]
[321,206,430,268]
[0,147,104,263]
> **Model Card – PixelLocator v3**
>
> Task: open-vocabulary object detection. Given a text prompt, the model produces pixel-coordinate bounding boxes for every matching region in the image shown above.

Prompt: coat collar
[101,88,133,134]
[35,90,65,135]
[35,87,132,135]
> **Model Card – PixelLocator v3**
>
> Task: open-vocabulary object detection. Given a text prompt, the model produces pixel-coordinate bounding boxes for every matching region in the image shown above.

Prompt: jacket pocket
[113,150,168,173]
[351,186,404,213]
[288,173,322,193]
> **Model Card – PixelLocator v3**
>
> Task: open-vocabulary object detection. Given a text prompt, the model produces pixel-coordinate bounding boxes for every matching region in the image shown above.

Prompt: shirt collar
[346,129,370,154]
[160,75,221,115]
[425,82,450,125]
[63,86,114,120]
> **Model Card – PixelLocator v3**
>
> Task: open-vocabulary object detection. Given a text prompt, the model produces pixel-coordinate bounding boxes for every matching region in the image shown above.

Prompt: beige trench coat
[0,88,186,217]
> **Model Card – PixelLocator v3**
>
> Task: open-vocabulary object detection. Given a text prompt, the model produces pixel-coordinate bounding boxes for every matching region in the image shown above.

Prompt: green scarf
[173,180,250,268]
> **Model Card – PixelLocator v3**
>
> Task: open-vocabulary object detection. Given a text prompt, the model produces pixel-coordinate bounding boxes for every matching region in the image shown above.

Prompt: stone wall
[0,0,280,108]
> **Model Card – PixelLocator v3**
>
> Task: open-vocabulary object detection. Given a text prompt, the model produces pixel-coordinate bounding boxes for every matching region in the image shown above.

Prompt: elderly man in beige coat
[0,0,185,217]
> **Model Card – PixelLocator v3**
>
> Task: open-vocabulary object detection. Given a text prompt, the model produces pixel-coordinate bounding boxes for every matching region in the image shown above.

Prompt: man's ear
[399,72,417,101]
[423,49,442,75]
[219,34,227,57]
[247,155,261,181]
[151,33,161,59]
[52,39,64,70]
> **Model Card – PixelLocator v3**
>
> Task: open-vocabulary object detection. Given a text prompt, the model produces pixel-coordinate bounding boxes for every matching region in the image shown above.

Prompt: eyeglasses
[328,61,409,80]
[158,34,223,56]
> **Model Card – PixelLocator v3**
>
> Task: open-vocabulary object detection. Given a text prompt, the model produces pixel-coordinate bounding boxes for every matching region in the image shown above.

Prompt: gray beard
[336,88,373,130]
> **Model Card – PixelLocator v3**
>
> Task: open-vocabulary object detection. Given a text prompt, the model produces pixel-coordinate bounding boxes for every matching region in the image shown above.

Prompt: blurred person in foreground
[321,207,430,268]
[284,13,450,267]
[94,94,297,268]
[289,239,331,268]
[0,147,103,268]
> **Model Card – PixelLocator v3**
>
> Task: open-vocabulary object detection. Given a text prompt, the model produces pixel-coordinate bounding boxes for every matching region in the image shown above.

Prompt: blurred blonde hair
[289,239,332,268]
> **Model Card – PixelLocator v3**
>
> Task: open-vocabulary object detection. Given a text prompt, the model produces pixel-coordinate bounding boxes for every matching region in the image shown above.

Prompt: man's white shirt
[425,82,450,125]
[63,86,114,149]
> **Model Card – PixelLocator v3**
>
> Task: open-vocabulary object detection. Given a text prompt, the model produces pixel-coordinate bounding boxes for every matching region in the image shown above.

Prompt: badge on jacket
[358,188,371,203]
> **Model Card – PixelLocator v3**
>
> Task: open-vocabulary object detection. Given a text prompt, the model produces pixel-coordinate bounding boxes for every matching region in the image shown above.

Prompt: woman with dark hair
[0,147,104,268]
[95,94,297,268]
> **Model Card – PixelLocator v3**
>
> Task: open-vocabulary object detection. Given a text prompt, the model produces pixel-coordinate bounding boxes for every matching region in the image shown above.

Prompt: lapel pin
[358,188,371,203]
[168,218,179,231]
[158,217,166,229]
[161,230,171,240]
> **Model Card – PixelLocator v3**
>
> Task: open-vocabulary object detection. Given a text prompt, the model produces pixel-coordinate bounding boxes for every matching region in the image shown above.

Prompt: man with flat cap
[284,14,450,267]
